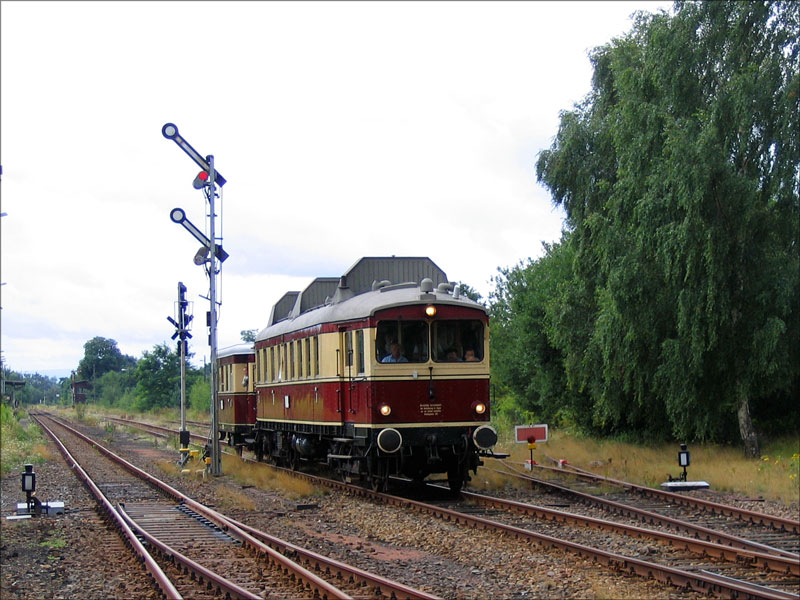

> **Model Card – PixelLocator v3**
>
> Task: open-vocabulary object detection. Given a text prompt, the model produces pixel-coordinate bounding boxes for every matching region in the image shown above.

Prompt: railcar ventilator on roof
[216,257,500,492]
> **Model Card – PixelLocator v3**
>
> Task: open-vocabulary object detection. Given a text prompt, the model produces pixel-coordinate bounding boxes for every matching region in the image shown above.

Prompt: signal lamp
[193,170,209,189]
[21,464,35,493]
[678,443,690,467]
[425,305,437,318]
[473,402,486,415]
[379,404,392,417]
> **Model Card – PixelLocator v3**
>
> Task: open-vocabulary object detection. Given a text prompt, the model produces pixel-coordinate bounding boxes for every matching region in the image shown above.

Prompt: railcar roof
[217,343,255,359]
[256,281,486,342]
[256,257,485,342]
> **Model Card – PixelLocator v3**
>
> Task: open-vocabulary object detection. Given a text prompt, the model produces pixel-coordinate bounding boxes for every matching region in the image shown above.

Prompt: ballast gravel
[3,415,789,599]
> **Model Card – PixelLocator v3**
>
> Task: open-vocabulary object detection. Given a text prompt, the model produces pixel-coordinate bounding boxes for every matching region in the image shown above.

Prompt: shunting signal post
[168,282,193,466]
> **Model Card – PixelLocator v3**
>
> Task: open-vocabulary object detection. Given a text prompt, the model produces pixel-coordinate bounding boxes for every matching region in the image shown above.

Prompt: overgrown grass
[0,404,49,476]
[220,454,322,499]
[489,429,800,504]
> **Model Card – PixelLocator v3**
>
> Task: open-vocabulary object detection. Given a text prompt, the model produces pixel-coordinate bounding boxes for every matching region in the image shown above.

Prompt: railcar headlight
[379,404,392,417]
[473,402,486,415]
[425,305,437,317]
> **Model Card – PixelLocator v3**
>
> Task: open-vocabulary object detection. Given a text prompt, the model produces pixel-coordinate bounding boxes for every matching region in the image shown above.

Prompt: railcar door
[338,328,353,426]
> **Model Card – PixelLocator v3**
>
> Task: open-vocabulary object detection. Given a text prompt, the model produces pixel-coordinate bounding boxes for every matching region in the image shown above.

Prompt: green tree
[134,343,181,410]
[240,329,258,343]
[77,337,136,381]
[536,1,799,455]
[455,282,483,304]
[188,378,211,413]
[490,236,597,430]
[95,369,137,407]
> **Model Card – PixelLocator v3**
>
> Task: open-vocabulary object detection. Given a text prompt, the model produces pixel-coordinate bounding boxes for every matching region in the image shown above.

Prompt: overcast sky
[1,1,670,377]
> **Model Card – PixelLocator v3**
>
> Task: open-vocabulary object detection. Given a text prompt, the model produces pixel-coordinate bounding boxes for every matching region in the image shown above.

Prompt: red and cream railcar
[252,257,498,492]
[217,343,256,454]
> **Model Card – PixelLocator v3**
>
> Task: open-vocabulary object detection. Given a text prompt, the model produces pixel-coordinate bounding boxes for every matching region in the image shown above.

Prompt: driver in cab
[381,341,408,363]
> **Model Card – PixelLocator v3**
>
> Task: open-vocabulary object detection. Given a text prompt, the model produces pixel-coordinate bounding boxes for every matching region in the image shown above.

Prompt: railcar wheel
[447,469,464,494]
[339,463,351,484]
[368,458,389,492]
[288,449,299,471]
[370,470,388,492]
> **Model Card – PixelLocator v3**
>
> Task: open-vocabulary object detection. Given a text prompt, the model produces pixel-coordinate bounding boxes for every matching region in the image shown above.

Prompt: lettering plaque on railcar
[419,403,442,416]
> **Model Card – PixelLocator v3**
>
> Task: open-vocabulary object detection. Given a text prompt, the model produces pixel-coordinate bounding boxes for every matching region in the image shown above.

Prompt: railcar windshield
[432,320,484,362]
[376,321,429,363]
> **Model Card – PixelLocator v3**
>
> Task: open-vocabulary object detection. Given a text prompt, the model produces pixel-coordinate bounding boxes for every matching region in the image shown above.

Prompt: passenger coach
[217,343,256,454]
[251,257,498,492]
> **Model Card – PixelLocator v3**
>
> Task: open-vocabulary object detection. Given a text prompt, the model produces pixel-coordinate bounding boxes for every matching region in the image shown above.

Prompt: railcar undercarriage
[251,422,491,493]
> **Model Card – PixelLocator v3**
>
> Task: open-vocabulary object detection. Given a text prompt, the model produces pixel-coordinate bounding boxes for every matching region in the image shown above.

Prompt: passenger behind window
[464,348,479,361]
[445,348,462,361]
[381,340,408,363]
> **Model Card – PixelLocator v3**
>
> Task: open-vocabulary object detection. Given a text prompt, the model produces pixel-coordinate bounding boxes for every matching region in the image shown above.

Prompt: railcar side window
[376,321,429,363]
[356,330,365,374]
[269,347,276,381]
[297,340,303,379]
[345,331,353,368]
[432,320,484,362]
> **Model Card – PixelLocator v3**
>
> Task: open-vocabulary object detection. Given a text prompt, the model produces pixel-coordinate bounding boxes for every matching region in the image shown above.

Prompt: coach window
[267,347,273,382]
[313,336,320,376]
[355,330,365,374]
[432,320,484,362]
[305,338,311,377]
[376,321,429,363]
[289,342,295,379]
[345,331,353,368]
[296,340,302,378]
[297,340,303,378]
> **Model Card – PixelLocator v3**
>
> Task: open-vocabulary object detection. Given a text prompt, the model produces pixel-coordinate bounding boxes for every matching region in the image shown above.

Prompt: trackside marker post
[515,424,548,470]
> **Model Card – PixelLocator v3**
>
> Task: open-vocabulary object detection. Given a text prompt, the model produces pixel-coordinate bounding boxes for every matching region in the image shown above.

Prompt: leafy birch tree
[535,1,799,456]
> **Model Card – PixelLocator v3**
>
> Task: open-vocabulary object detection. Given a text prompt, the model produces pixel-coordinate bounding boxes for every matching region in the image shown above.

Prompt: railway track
[488,459,799,556]
[90,413,800,598]
[30,413,439,600]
